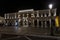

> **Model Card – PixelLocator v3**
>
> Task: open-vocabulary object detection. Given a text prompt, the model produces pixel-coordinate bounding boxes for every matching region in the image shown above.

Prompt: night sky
[0,0,60,17]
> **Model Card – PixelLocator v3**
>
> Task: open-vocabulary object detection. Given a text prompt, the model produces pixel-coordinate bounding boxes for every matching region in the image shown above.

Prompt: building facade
[4,9,56,28]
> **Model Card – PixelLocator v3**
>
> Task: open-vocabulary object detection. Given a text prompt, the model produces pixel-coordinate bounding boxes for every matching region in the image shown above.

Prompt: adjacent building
[0,16,5,25]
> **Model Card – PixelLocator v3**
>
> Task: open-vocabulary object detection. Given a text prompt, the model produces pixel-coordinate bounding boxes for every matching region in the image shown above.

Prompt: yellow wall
[55,16,59,27]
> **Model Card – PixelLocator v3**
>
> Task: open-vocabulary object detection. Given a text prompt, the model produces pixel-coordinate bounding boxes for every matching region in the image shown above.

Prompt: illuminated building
[4,9,56,28]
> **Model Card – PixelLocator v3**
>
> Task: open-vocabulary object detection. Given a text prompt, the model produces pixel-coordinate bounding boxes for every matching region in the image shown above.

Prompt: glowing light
[49,4,53,9]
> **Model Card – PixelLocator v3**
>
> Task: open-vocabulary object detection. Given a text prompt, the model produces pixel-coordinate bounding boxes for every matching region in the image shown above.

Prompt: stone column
[37,19,39,27]
[5,14,6,19]
[41,21,43,28]
[54,9,56,16]
[45,14,47,17]
[32,11,35,17]
[27,14,29,27]
[4,14,6,25]
[41,14,43,17]
[31,14,35,17]
[27,14,29,18]
[23,14,25,27]
[18,19,21,26]
[25,18,28,27]
[37,11,39,17]
[33,19,34,27]
[10,17,11,19]
[15,13,16,19]
[49,19,51,28]
[7,14,9,19]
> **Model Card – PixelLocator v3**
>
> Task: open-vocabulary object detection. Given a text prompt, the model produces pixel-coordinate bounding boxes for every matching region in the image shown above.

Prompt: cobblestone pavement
[0,34,60,40]
[0,26,50,35]
[0,26,60,40]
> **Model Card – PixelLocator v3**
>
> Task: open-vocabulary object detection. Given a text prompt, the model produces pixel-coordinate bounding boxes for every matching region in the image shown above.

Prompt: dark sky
[0,0,60,16]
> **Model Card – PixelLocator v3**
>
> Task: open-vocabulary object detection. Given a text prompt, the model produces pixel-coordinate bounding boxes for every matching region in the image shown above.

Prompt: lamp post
[49,4,54,36]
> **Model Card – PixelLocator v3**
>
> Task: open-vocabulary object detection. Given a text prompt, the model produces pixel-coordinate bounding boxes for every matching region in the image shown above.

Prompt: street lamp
[49,4,54,36]
[49,4,53,9]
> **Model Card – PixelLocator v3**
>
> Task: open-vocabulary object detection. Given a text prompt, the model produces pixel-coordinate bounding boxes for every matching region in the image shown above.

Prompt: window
[39,14,41,17]
[34,14,37,17]
[43,14,44,17]
[46,13,48,17]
